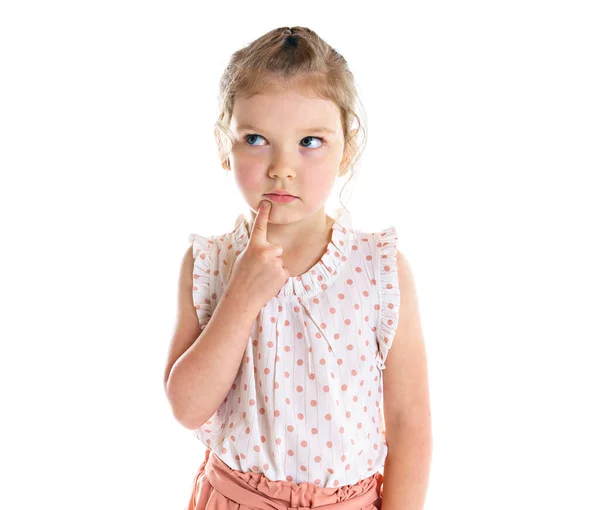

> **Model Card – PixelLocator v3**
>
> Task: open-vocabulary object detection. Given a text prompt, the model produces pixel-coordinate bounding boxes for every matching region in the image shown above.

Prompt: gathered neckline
[231,210,352,298]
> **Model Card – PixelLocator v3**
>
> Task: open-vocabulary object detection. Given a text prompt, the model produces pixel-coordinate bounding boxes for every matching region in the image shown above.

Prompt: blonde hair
[214,26,368,224]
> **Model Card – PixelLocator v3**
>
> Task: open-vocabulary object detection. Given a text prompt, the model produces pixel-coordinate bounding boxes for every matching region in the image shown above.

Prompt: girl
[164,26,432,510]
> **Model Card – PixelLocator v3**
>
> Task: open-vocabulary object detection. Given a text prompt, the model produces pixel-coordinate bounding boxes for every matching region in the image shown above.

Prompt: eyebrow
[234,124,337,135]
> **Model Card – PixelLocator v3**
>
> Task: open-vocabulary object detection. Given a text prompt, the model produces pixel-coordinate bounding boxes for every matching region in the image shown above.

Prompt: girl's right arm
[163,245,260,430]
[164,201,289,430]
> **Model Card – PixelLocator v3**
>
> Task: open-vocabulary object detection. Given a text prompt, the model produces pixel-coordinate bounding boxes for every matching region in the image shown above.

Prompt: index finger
[249,200,271,244]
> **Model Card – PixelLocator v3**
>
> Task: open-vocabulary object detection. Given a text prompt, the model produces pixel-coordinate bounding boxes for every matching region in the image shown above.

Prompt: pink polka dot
[270,316,276,323]
[287,450,294,456]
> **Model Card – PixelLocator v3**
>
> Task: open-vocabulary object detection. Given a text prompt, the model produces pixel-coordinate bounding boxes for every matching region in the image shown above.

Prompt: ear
[339,129,358,175]
[221,158,230,171]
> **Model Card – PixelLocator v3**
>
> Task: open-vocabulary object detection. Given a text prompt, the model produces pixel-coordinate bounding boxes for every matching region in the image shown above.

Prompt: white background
[1,1,599,509]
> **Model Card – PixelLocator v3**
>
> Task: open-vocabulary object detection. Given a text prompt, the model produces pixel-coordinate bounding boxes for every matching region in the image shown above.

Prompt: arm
[164,245,260,430]
[382,424,432,510]
[381,250,432,510]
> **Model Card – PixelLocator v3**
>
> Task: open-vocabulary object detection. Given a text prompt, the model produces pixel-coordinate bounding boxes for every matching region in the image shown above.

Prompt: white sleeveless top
[187,209,400,488]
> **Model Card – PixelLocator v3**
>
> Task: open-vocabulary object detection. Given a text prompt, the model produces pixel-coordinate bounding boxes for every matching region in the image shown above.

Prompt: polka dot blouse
[187,208,400,488]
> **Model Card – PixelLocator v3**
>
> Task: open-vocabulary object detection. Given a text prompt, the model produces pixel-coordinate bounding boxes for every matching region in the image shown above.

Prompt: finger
[249,200,271,243]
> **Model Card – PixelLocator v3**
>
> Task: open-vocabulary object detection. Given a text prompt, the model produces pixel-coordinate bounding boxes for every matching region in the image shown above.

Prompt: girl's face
[229,87,346,225]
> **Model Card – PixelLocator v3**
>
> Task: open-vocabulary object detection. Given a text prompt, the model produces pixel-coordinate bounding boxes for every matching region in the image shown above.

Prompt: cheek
[232,156,263,190]
[304,165,336,189]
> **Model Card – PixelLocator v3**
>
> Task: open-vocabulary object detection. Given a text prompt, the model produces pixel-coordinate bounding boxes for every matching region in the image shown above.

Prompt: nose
[268,148,297,180]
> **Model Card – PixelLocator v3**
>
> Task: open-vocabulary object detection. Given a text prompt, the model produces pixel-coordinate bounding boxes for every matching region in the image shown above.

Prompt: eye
[245,134,266,146]
[300,136,323,149]
[244,134,324,149]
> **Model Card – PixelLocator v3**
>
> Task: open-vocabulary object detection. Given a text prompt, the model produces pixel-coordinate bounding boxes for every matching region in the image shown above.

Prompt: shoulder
[395,249,418,308]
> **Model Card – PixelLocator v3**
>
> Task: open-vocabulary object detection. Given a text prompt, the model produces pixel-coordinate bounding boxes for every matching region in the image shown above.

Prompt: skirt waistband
[202,448,383,509]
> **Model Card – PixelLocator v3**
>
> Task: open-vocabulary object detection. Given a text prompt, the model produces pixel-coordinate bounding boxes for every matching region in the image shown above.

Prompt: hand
[226,200,291,310]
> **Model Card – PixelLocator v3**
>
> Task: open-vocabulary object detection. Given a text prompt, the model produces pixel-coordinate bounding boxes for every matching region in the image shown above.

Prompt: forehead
[231,88,342,132]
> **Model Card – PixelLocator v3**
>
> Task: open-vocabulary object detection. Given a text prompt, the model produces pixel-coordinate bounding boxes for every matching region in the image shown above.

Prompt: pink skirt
[187,448,384,510]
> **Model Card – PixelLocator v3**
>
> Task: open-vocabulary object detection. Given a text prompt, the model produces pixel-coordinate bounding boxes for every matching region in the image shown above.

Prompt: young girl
[164,26,432,510]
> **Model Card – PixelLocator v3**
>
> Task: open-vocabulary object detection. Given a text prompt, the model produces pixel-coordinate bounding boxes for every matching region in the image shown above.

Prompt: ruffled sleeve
[188,233,215,332]
[375,226,400,370]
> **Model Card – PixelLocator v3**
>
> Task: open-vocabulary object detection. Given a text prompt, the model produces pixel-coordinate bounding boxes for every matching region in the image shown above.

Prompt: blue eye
[245,134,266,146]
[244,134,324,148]
[300,136,323,148]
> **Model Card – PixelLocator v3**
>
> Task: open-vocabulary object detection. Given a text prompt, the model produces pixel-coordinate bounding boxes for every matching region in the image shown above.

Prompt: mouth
[264,193,298,202]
